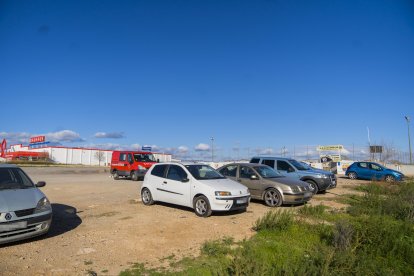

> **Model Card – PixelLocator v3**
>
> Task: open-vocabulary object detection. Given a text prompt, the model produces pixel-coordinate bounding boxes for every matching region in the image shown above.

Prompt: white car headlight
[215,191,232,196]
[34,197,51,213]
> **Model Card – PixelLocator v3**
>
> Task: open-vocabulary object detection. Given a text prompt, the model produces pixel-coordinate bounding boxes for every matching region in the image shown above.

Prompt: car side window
[240,166,256,179]
[250,158,260,163]
[358,162,368,169]
[119,153,126,161]
[220,165,237,177]
[166,165,188,181]
[128,153,133,163]
[370,163,382,171]
[262,159,275,168]
[151,165,167,177]
[277,161,294,172]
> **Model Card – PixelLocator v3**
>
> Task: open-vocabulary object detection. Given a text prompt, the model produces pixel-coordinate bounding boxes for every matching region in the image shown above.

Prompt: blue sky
[1,0,413,160]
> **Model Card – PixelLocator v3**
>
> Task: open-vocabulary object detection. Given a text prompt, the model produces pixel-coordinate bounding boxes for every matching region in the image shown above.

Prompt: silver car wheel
[196,199,207,215]
[264,189,281,207]
[142,190,151,203]
[385,175,395,182]
[348,172,357,180]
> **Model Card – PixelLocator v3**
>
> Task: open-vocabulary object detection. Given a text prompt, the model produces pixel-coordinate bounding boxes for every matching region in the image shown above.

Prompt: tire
[193,195,212,217]
[131,171,139,181]
[306,180,319,194]
[385,175,395,183]
[263,188,283,207]
[348,172,357,180]
[113,171,120,180]
[141,188,154,205]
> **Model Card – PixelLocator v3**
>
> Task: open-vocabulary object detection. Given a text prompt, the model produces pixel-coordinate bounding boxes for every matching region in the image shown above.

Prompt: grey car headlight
[291,186,301,193]
[34,197,51,213]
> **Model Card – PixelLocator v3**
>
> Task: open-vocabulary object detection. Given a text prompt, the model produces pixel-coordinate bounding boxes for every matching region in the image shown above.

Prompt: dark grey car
[217,163,313,207]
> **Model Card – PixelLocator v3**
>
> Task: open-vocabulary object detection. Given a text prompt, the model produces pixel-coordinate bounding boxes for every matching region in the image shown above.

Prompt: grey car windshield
[289,160,310,171]
[0,168,34,190]
[185,165,225,180]
[255,166,282,178]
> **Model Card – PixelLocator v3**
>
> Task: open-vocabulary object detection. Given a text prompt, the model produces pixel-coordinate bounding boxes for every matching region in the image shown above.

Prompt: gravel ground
[0,166,368,275]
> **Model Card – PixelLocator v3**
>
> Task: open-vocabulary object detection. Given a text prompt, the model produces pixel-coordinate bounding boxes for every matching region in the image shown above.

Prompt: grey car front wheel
[306,180,319,194]
[263,189,283,207]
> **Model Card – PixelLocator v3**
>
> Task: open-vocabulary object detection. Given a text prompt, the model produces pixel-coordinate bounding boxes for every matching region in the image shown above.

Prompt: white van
[141,162,250,217]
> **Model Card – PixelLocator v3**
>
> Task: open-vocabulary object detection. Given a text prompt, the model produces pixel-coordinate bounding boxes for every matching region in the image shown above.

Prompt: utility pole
[210,137,214,162]
[405,116,412,164]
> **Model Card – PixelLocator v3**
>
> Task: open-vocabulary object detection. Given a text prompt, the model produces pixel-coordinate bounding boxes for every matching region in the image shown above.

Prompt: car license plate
[237,198,247,204]
[0,221,27,231]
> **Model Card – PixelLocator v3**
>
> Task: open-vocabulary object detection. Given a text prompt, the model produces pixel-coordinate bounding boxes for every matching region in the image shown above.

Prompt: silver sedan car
[0,164,52,245]
[218,163,313,207]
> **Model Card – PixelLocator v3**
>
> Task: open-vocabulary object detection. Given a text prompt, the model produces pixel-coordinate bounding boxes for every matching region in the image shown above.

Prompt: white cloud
[46,130,83,142]
[94,132,125,139]
[256,148,274,155]
[195,143,210,151]
[178,146,189,153]
[0,132,31,144]
[0,130,83,145]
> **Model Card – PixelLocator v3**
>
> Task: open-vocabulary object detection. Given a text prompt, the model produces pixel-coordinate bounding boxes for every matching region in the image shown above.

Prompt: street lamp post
[210,137,214,162]
[405,116,412,164]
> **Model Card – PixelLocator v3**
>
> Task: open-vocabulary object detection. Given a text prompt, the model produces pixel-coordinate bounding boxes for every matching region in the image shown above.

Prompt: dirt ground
[0,166,368,276]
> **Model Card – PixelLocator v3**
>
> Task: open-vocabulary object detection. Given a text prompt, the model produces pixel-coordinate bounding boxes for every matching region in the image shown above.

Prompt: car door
[238,166,261,198]
[369,163,384,180]
[356,162,371,179]
[277,160,299,179]
[148,164,168,200]
[159,165,190,206]
[118,152,128,175]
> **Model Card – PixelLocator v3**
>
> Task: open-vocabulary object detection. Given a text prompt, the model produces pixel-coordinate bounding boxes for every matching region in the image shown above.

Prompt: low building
[8,144,171,166]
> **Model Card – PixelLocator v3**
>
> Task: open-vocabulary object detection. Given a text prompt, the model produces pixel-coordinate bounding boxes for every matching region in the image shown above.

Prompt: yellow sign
[317,145,344,151]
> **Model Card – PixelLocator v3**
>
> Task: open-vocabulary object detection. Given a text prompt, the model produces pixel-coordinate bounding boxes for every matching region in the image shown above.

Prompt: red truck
[110,151,158,181]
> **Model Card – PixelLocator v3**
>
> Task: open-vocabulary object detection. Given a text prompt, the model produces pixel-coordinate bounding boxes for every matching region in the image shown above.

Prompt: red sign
[30,136,46,143]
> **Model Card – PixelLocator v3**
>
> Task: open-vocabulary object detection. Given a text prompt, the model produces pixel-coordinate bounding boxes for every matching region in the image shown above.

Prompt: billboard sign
[317,145,344,151]
[370,146,383,153]
[142,146,152,151]
[30,136,46,144]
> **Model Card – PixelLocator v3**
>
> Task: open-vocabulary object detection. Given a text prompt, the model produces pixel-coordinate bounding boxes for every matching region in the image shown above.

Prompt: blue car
[345,162,404,182]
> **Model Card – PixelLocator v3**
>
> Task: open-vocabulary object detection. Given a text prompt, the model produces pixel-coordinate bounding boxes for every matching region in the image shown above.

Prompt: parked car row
[0,159,404,245]
[140,156,338,217]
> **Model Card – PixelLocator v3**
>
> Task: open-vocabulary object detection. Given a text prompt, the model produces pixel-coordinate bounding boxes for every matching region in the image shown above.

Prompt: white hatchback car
[141,162,250,217]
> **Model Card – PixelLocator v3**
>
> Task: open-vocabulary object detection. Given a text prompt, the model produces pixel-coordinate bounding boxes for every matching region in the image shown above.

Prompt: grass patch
[120,181,414,276]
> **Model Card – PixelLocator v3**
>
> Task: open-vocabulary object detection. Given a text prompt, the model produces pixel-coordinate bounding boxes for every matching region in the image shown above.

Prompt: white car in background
[141,162,250,217]
[0,164,52,244]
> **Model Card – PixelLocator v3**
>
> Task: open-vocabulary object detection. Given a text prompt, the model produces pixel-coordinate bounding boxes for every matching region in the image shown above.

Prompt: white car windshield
[185,165,225,180]
[0,168,34,190]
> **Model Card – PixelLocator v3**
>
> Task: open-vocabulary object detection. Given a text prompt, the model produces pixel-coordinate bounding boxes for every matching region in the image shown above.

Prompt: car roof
[154,162,208,166]
[0,164,19,168]
[222,163,268,168]
[251,156,293,161]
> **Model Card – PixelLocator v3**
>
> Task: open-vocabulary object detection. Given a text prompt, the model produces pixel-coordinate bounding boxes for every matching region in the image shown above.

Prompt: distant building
[8,144,171,166]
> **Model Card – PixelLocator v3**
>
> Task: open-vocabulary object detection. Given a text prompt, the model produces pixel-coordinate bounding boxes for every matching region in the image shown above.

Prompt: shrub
[252,210,294,232]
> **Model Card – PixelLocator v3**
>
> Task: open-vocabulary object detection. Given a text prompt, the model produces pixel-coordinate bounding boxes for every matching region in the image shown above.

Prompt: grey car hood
[298,169,332,176]
[0,188,45,212]
[264,177,309,188]
[198,178,249,195]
